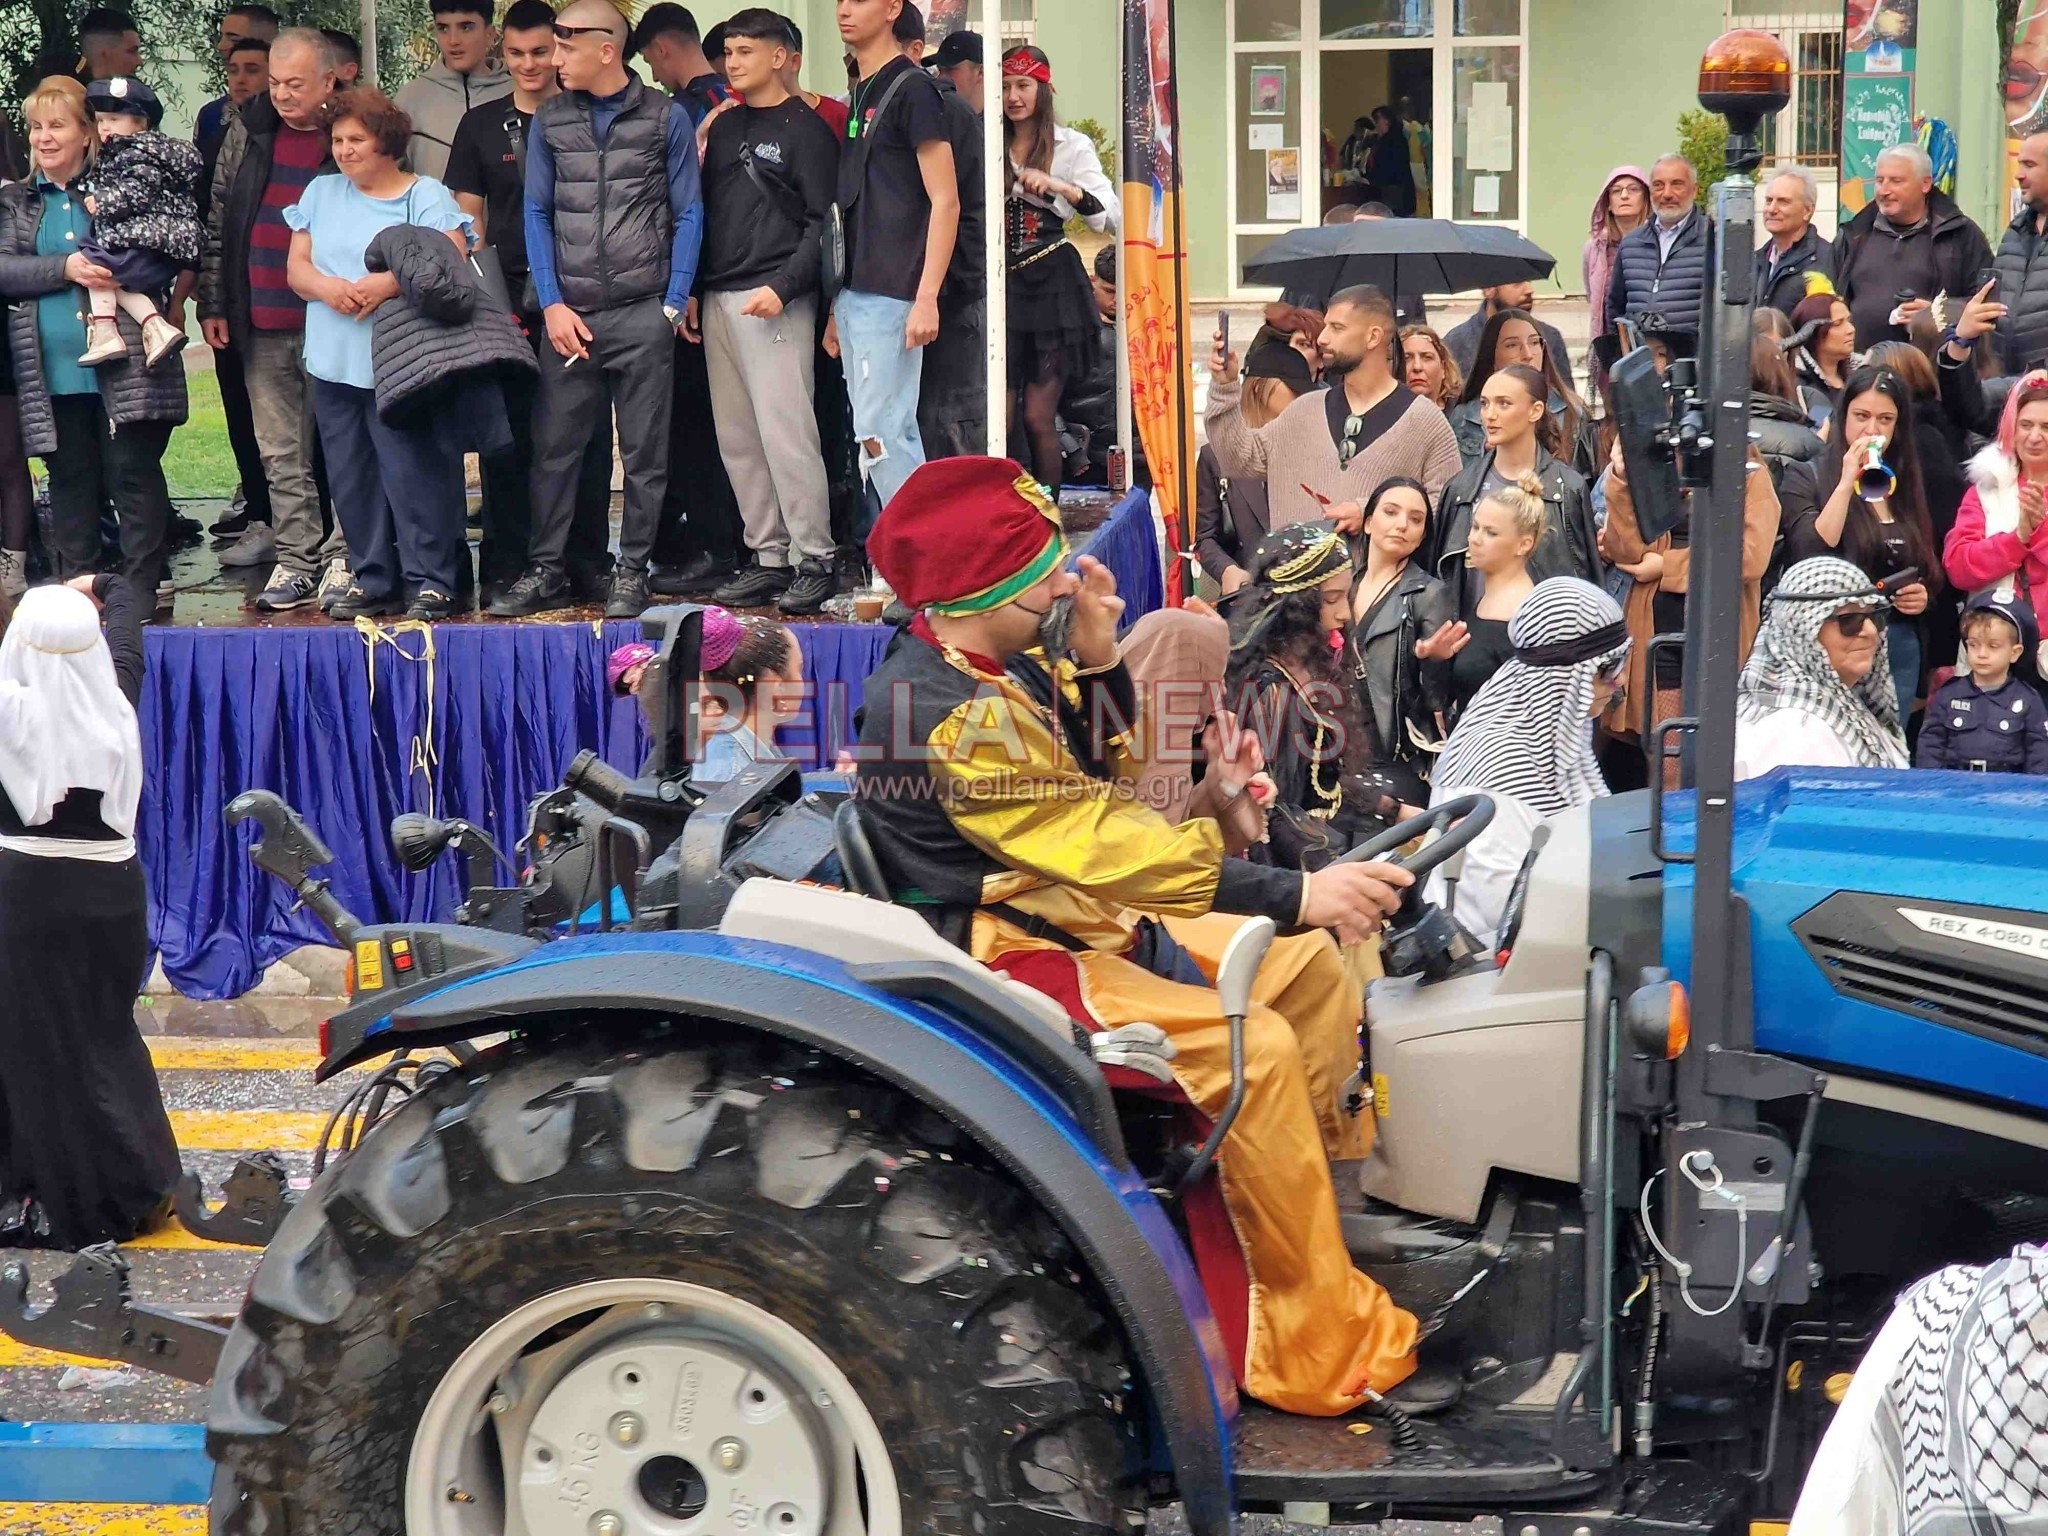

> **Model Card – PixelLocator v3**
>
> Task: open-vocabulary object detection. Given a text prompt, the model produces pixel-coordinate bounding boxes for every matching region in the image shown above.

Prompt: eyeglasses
[1829,609,1889,639]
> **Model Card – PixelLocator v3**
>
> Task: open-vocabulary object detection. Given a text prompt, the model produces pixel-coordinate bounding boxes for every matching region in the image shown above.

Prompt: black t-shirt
[837,55,950,301]
[446,98,533,277]
[700,96,841,298]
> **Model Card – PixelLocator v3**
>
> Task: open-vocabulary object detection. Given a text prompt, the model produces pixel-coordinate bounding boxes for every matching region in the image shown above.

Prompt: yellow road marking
[0,1339,121,1370]
[146,1040,320,1073]
[167,1110,325,1153]
[0,1506,203,1535]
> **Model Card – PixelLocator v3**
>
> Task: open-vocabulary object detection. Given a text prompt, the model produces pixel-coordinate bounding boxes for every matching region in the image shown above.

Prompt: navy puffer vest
[1613,212,1708,337]
[537,78,673,312]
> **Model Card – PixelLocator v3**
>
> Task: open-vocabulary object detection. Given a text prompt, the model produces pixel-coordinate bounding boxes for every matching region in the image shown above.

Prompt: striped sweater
[1206,374,1463,531]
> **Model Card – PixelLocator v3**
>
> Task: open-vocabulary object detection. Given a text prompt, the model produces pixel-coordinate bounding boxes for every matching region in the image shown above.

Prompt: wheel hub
[518,1335,829,1536]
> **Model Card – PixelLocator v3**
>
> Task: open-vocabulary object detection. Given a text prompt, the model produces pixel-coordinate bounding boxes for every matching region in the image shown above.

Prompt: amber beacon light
[1698,28,1792,129]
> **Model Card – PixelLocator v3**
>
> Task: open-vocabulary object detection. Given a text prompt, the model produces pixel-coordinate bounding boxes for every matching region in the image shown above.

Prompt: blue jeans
[834,289,925,512]
[1889,621,1922,721]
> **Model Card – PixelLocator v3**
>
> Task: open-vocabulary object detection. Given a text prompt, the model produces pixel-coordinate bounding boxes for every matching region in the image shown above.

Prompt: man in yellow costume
[852,456,1442,1417]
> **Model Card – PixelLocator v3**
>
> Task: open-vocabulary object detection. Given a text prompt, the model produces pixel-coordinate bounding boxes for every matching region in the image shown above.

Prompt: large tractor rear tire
[207,1037,1143,1536]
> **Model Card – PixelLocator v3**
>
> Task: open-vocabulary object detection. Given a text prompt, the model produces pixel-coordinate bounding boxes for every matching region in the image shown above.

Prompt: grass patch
[163,366,238,500]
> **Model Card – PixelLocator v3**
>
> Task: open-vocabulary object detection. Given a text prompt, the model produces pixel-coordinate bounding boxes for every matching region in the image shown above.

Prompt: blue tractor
[8,33,2047,1535]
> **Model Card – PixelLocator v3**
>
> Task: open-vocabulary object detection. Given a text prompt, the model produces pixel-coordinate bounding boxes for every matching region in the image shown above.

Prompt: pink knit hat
[606,642,657,696]
[700,606,746,673]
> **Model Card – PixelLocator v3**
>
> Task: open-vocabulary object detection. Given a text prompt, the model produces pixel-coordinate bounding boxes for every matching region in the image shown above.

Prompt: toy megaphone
[1857,440,1896,502]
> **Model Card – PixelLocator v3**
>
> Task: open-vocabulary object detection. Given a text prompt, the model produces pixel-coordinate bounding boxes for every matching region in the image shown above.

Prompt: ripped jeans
[834,289,926,513]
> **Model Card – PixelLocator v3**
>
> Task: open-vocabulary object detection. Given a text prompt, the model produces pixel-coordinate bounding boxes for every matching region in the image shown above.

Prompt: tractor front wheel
[205,1038,1143,1535]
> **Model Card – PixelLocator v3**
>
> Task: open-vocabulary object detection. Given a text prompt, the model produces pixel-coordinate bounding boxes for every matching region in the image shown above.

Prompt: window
[1730,11,1845,171]
[1001,0,1036,46]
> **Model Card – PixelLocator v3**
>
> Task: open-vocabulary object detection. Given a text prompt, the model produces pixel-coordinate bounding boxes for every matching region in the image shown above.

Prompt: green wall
[1523,0,1727,298]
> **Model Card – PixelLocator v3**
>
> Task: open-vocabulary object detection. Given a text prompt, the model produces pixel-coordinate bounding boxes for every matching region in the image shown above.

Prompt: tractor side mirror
[390,812,457,873]
[1216,917,1276,1023]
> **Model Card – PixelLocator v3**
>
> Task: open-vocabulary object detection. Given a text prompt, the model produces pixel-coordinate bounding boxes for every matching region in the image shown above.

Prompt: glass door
[1228,0,1525,296]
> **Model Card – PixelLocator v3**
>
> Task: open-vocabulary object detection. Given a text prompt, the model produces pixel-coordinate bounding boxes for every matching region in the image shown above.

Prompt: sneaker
[648,551,731,598]
[79,321,125,367]
[778,558,837,617]
[406,586,458,622]
[152,577,173,622]
[0,549,24,604]
[210,492,252,538]
[713,564,792,608]
[328,581,401,622]
[604,567,650,620]
[142,314,187,369]
[486,567,572,618]
[316,559,353,612]
[169,512,204,548]
[217,521,277,568]
[252,568,319,612]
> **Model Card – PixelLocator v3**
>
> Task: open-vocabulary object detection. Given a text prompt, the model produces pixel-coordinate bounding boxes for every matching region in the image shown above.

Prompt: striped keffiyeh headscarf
[1737,556,1908,770]
[1434,578,1630,817]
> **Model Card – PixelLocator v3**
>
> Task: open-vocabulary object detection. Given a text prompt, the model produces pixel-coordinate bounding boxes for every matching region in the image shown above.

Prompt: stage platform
[135,487,1165,1000]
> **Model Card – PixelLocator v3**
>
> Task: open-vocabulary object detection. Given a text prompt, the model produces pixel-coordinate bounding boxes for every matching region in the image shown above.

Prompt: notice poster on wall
[1840,0,1916,216]
[1249,66,1288,116]
[1265,148,1302,221]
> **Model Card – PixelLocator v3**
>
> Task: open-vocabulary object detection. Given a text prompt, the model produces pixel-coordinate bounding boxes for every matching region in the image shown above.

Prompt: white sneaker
[316,558,353,611]
[0,549,24,603]
[217,521,277,568]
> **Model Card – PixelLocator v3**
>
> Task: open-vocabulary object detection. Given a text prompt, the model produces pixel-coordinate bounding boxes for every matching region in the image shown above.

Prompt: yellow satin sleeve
[927,683,1227,918]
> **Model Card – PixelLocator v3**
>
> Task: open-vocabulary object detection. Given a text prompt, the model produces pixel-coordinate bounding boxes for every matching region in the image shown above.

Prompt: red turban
[867,458,1067,616]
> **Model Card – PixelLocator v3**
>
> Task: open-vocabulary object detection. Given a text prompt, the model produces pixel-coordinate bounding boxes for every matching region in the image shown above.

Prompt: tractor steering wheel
[1335,793,1496,887]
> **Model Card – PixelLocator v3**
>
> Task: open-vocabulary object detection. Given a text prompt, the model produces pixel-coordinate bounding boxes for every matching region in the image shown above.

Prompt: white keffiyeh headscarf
[0,586,142,834]
[1434,579,1630,818]
[1738,556,1908,771]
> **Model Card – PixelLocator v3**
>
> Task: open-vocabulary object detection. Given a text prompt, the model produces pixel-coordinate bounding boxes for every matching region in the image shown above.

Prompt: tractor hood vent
[1793,894,2048,1060]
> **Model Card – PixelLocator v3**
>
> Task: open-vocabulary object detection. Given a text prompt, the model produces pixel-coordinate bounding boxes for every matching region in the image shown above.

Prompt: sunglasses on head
[552,22,614,39]
[1829,608,1889,638]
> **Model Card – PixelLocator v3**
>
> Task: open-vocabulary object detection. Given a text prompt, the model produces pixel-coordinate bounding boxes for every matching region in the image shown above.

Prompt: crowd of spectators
[0,0,1138,623]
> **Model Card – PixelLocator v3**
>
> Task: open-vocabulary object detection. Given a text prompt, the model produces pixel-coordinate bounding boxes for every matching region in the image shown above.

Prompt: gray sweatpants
[701,289,834,567]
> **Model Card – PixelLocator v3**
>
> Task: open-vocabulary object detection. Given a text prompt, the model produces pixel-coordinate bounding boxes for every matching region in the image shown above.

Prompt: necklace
[1275,664,1343,816]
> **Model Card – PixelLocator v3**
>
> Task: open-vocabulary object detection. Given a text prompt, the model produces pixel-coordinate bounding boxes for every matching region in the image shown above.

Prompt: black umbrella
[1242,219,1556,302]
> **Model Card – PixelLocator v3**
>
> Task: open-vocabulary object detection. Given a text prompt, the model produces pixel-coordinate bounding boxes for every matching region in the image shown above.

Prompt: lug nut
[643,1303,665,1319]
[609,1412,644,1447]
[487,1393,510,1416]
[591,1513,625,1536]
[711,1436,746,1472]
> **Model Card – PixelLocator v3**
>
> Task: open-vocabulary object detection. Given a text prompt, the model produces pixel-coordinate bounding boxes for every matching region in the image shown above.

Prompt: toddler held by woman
[77,76,201,370]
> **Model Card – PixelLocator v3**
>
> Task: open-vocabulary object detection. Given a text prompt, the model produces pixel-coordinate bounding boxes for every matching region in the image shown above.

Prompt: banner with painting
[2007,3,2048,217]
[1121,0,1193,598]
[1840,0,1916,218]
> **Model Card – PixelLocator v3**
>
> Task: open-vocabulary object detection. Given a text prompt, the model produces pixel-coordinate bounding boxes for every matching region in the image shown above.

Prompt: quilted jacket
[363,222,532,433]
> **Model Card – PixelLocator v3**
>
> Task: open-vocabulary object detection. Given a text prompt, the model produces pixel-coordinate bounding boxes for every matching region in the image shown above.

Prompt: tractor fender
[356,930,1238,1534]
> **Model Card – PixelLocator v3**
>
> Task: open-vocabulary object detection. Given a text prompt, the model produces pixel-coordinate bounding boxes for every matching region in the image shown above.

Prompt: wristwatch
[663,303,686,329]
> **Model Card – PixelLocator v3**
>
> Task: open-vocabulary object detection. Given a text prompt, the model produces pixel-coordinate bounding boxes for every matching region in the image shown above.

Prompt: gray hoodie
[395,58,513,181]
